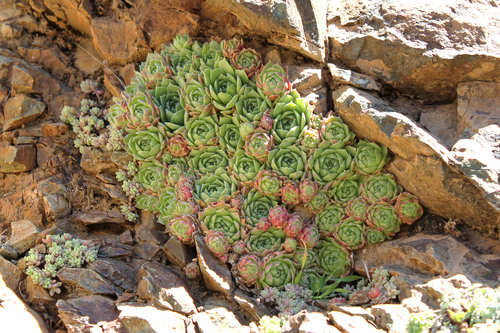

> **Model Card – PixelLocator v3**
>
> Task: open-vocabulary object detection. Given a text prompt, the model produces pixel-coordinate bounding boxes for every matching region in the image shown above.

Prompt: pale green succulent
[309,141,355,185]
[235,86,271,124]
[243,189,280,228]
[268,141,308,181]
[184,112,218,148]
[200,202,245,244]
[229,150,264,184]
[316,203,345,237]
[194,168,239,205]
[246,227,285,256]
[320,113,355,144]
[124,127,167,161]
[316,238,352,277]
[188,146,229,175]
[257,253,297,289]
[218,116,244,154]
[134,161,167,193]
[354,140,390,175]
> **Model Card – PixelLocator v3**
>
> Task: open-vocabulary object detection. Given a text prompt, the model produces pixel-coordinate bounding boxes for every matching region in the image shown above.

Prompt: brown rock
[0,244,18,260]
[288,66,323,94]
[10,65,60,95]
[0,144,37,173]
[195,298,250,333]
[347,289,370,306]
[136,262,197,316]
[133,242,160,260]
[329,311,384,333]
[233,289,272,322]
[118,303,188,333]
[120,230,134,245]
[57,267,117,295]
[163,237,190,268]
[88,258,136,290]
[41,123,69,137]
[414,274,472,309]
[121,63,137,86]
[194,234,233,296]
[371,305,410,333]
[26,276,54,305]
[43,195,70,220]
[0,275,49,333]
[333,86,500,233]
[104,73,123,98]
[57,295,119,332]
[135,224,166,244]
[329,305,375,323]
[44,0,92,35]
[11,66,34,92]
[0,0,23,21]
[80,147,132,174]
[13,136,37,144]
[74,37,102,75]
[328,63,381,91]
[297,312,340,333]
[0,256,24,296]
[3,94,45,132]
[36,144,55,166]
[419,103,459,149]
[73,210,126,225]
[7,219,41,254]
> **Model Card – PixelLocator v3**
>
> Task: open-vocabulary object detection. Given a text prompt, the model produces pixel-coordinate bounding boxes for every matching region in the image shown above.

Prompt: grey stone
[233,289,272,322]
[72,210,127,225]
[329,305,375,323]
[164,237,190,268]
[328,63,380,91]
[88,258,136,290]
[57,267,117,295]
[118,303,188,333]
[57,295,119,332]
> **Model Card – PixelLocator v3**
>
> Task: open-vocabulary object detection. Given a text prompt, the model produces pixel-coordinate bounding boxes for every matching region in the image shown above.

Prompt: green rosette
[230,48,263,79]
[328,173,363,204]
[292,246,317,268]
[394,192,424,225]
[122,91,161,130]
[136,52,173,89]
[165,47,197,80]
[156,186,178,224]
[184,112,218,148]
[245,227,286,256]
[135,194,158,212]
[188,146,229,175]
[200,202,245,244]
[133,162,167,193]
[256,61,290,101]
[194,168,239,205]
[107,100,127,130]
[320,113,356,144]
[254,170,282,197]
[150,77,185,133]
[218,116,244,154]
[192,40,224,70]
[180,73,212,116]
[302,128,321,149]
[354,140,390,175]
[361,173,401,203]
[124,127,166,162]
[365,227,388,245]
[305,190,330,214]
[366,202,401,237]
[257,252,297,289]
[235,86,271,124]
[345,196,370,221]
[270,90,312,145]
[243,189,280,228]
[229,150,264,184]
[316,238,352,277]
[309,141,355,185]
[315,203,345,238]
[334,217,366,250]
[268,141,308,181]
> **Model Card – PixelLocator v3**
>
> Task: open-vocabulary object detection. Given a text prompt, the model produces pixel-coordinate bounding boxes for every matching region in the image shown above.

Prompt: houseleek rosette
[107,101,128,130]
[256,61,291,101]
[192,40,223,70]
[205,230,230,258]
[257,252,297,289]
[204,58,249,112]
[166,164,184,186]
[281,182,300,205]
[221,38,244,58]
[180,73,212,116]
[268,142,307,181]
[194,168,239,205]
[124,127,166,161]
[316,238,352,277]
[334,218,366,250]
[321,112,355,144]
[237,254,261,286]
[164,33,194,53]
[299,179,318,203]
[246,227,285,256]
[136,52,173,88]
[188,146,229,175]
[235,86,271,124]
[366,202,401,237]
[328,173,363,204]
[284,213,303,238]
[315,203,345,238]
[200,202,244,244]
[309,141,355,185]
[270,89,312,145]
[269,206,290,229]
[361,173,401,203]
[229,150,264,184]
[135,194,158,212]
[150,77,185,133]
[365,227,388,245]
[254,170,282,197]
[166,47,196,80]
[302,128,321,149]
[244,131,274,162]
[169,214,196,245]
[168,135,189,157]
[133,161,167,193]
[218,117,243,154]
[394,192,424,224]
[345,196,370,221]
[230,48,263,79]
[354,140,390,175]
[293,246,317,268]
[243,189,280,228]
[305,190,329,214]
[298,224,320,248]
[184,112,218,148]
[174,199,200,216]
[156,187,177,224]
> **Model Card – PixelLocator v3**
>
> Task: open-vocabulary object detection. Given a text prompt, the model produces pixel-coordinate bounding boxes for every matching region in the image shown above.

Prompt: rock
[136,262,197,315]
[13,136,37,144]
[57,267,117,295]
[206,0,327,62]
[0,144,37,173]
[163,237,190,268]
[194,234,233,296]
[118,303,188,333]
[135,224,167,244]
[120,230,134,245]
[3,94,45,132]
[56,295,120,332]
[329,311,384,333]
[80,147,132,174]
[194,309,250,333]
[7,219,41,254]
[87,258,136,290]
[26,276,54,305]
[328,0,500,103]
[133,242,160,260]
[354,234,500,298]
[414,274,472,309]
[0,244,18,260]
[36,144,56,166]
[74,38,102,75]
[0,0,23,21]
[44,0,92,35]
[347,289,370,306]
[73,210,127,225]
[10,65,60,95]
[0,256,24,296]
[332,86,500,233]
[420,103,459,149]
[104,73,123,98]
[233,289,272,322]
[328,305,375,323]
[297,312,340,333]
[0,274,49,333]
[41,123,69,137]
[121,63,137,86]
[43,195,70,220]
[328,63,380,91]
[264,49,281,64]
[0,22,22,39]
[288,66,323,94]
[400,291,430,314]
[371,305,410,333]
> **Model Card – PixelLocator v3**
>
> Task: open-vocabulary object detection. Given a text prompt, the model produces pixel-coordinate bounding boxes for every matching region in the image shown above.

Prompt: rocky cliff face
[0,0,499,332]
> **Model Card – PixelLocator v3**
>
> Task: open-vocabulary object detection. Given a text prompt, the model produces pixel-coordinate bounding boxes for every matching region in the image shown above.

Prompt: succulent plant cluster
[24,234,98,296]
[98,34,423,297]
